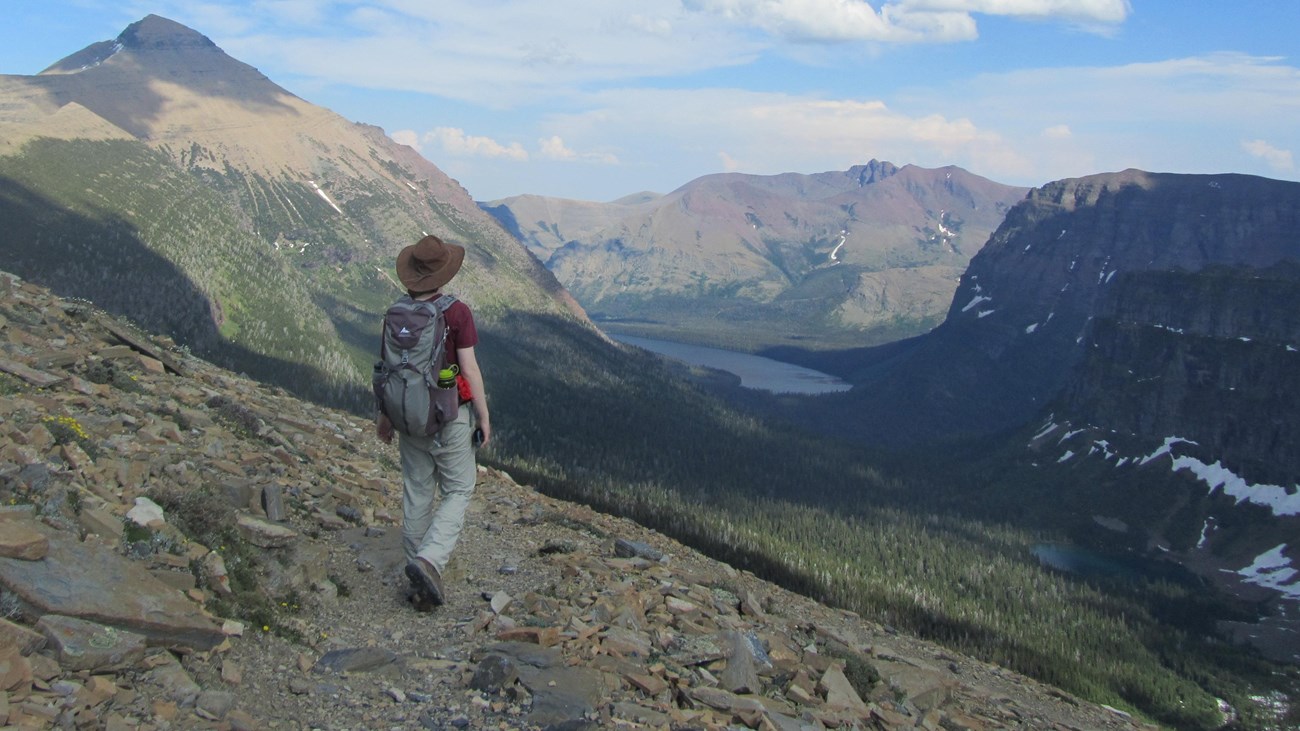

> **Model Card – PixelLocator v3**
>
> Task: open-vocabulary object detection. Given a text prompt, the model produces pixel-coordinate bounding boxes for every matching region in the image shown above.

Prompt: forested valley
[468,313,1299,731]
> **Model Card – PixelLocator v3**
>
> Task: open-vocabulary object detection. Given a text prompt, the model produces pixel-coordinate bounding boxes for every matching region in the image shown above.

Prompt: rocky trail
[0,271,1154,730]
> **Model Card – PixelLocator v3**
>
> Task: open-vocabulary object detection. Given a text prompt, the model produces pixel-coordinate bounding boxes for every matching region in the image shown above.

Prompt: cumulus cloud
[539,135,619,163]
[547,87,1027,190]
[423,128,529,160]
[540,135,577,160]
[1242,139,1295,172]
[1042,124,1072,139]
[390,129,421,149]
[681,0,1128,43]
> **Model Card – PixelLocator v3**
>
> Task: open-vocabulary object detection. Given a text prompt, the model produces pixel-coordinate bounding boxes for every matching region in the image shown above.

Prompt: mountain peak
[118,14,217,52]
[40,15,220,75]
[848,159,899,186]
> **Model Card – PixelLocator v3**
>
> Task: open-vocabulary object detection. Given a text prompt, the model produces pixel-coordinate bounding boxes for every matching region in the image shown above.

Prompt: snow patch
[308,180,344,215]
[1096,257,1112,284]
[1171,456,1300,517]
[80,42,123,71]
[1059,429,1085,443]
[1058,450,1075,463]
[1089,440,1116,460]
[1197,518,1215,549]
[961,295,992,313]
[1139,436,1198,466]
[1238,545,1300,599]
[1025,323,1038,334]
[977,309,996,318]
[1032,421,1060,443]
[829,231,847,263]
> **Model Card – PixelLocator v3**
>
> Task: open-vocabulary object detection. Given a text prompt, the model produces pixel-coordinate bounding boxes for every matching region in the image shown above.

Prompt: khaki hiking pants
[397,404,476,574]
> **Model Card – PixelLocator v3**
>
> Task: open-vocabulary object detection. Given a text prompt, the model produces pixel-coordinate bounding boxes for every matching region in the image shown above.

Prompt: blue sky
[3,1,1298,202]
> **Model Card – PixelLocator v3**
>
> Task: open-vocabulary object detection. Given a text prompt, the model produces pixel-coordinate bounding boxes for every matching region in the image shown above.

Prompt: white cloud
[901,0,1130,24]
[681,0,1128,43]
[545,88,1027,190]
[129,0,1296,199]
[1242,139,1295,172]
[422,127,529,161]
[390,129,420,149]
[896,52,1300,184]
[539,135,619,164]
[211,1,756,108]
[682,0,976,42]
[540,135,577,160]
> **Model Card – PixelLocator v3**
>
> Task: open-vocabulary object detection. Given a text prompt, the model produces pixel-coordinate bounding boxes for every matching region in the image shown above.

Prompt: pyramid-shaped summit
[117,14,220,52]
[4,13,309,151]
[41,15,223,76]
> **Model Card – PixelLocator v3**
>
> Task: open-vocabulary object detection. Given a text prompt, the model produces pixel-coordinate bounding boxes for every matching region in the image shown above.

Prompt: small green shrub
[831,650,882,699]
[42,415,100,460]
[0,372,24,395]
[206,395,261,439]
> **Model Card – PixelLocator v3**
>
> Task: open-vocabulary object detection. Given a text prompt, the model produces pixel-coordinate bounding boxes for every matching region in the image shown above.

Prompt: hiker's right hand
[376,415,394,444]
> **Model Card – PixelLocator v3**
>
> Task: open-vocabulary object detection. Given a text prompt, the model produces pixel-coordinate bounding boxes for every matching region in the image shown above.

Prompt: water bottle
[436,363,459,389]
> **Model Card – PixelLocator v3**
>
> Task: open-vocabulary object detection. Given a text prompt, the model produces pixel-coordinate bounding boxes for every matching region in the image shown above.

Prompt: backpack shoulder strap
[432,294,456,312]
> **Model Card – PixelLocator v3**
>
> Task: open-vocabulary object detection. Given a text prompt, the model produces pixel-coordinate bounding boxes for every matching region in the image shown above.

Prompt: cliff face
[832,170,1300,450]
[1065,263,1300,484]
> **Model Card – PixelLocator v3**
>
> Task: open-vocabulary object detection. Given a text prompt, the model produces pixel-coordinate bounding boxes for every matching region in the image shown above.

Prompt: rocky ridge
[0,270,1152,730]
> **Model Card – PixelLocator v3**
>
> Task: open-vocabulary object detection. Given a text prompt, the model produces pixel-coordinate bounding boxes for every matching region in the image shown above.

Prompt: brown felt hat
[396,235,465,294]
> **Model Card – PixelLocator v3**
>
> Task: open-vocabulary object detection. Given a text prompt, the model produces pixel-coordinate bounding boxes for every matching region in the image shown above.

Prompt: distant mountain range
[483,161,1027,350]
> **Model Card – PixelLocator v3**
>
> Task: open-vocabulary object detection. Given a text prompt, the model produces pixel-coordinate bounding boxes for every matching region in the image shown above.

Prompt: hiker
[375,234,491,609]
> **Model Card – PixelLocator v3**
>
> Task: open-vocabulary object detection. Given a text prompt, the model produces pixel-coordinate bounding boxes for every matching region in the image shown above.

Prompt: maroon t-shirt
[442,299,478,367]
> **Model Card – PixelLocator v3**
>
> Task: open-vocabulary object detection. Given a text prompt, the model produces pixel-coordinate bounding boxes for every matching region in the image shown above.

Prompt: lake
[1032,543,1144,581]
[1031,543,1196,585]
[610,333,852,395]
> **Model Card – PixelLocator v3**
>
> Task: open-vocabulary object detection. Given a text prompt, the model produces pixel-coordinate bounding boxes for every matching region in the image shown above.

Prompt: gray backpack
[372,295,460,436]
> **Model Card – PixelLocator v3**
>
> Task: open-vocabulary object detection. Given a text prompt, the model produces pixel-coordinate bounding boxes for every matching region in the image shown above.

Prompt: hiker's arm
[376,412,394,444]
[457,346,490,446]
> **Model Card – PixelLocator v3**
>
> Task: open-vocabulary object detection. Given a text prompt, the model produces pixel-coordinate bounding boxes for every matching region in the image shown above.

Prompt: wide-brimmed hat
[396,235,465,294]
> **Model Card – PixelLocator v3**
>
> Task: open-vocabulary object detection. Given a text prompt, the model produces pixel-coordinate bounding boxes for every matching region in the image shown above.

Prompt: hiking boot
[405,557,444,608]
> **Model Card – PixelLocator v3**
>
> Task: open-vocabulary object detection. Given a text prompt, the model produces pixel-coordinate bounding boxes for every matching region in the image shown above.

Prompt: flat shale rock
[0,523,224,651]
